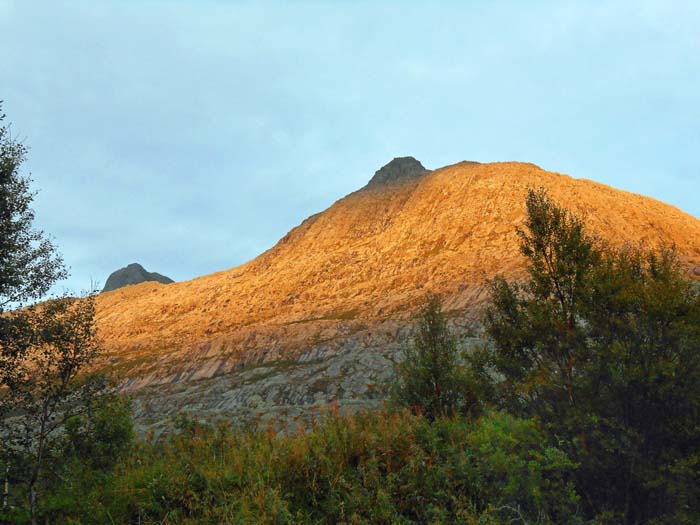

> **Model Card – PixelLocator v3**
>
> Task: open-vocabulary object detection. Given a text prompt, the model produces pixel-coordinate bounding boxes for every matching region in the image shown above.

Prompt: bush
[392,294,480,420]
[57,409,581,524]
[1,394,134,525]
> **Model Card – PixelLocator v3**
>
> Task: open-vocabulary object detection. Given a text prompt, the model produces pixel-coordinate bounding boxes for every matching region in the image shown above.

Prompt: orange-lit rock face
[96,161,700,398]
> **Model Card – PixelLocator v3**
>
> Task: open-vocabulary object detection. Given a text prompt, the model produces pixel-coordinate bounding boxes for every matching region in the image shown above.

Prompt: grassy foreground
[37,408,580,525]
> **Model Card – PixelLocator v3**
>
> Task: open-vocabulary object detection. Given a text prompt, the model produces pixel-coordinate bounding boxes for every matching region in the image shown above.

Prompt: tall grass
[54,409,581,524]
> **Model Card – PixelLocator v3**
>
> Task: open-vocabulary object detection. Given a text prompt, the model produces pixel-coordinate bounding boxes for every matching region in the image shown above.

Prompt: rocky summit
[365,156,430,186]
[102,263,174,293]
[94,159,700,434]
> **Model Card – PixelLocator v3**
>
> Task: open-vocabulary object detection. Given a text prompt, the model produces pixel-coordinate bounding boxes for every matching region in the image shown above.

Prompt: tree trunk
[2,462,8,509]
[30,483,37,525]
[29,399,51,525]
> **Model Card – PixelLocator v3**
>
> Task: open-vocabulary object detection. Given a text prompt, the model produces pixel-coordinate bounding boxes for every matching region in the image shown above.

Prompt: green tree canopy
[0,104,130,525]
[475,188,700,523]
[0,104,65,309]
[393,294,479,420]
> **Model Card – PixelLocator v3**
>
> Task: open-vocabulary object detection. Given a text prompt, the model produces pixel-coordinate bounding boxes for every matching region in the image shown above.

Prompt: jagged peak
[366,156,429,187]
[102,262,174,293]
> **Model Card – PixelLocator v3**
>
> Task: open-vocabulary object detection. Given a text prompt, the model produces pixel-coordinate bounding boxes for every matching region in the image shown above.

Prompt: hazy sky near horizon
[1,1,699,293]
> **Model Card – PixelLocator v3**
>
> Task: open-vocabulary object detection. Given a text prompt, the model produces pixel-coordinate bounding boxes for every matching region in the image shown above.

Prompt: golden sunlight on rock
[95,159,700,398]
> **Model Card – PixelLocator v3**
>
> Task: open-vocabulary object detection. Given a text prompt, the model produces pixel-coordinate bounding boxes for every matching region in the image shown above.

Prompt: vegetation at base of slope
[2,408,582,525]
[391,294,482,422]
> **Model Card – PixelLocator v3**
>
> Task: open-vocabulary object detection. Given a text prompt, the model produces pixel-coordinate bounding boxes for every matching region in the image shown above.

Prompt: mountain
[102,263,174,293]
[95,159,700,433]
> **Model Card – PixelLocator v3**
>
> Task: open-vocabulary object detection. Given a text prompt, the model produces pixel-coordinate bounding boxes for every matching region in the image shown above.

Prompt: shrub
[61,409,581,524]
[393,294,480,420]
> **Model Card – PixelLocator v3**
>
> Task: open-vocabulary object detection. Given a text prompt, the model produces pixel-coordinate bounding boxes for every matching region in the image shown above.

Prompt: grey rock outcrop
[102,263,174,292]
[366,156,429,187]
[127,316,483,437]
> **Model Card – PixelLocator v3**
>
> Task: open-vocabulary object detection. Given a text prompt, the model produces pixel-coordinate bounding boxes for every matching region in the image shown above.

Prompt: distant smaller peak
[366,156,429,187]
[102,263,174,293]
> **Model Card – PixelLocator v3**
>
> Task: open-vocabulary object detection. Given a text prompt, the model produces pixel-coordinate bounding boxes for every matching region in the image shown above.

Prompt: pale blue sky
[1,1,698,293]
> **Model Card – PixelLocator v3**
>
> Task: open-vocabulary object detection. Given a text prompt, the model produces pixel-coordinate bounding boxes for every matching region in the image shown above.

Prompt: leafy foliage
[474,188,700,523]
[43,394,134,523]
[393,294,479,420]
[0,104,66,309]
[0,394,134,525]
[34,409,580,525]
[0,104,117,525]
